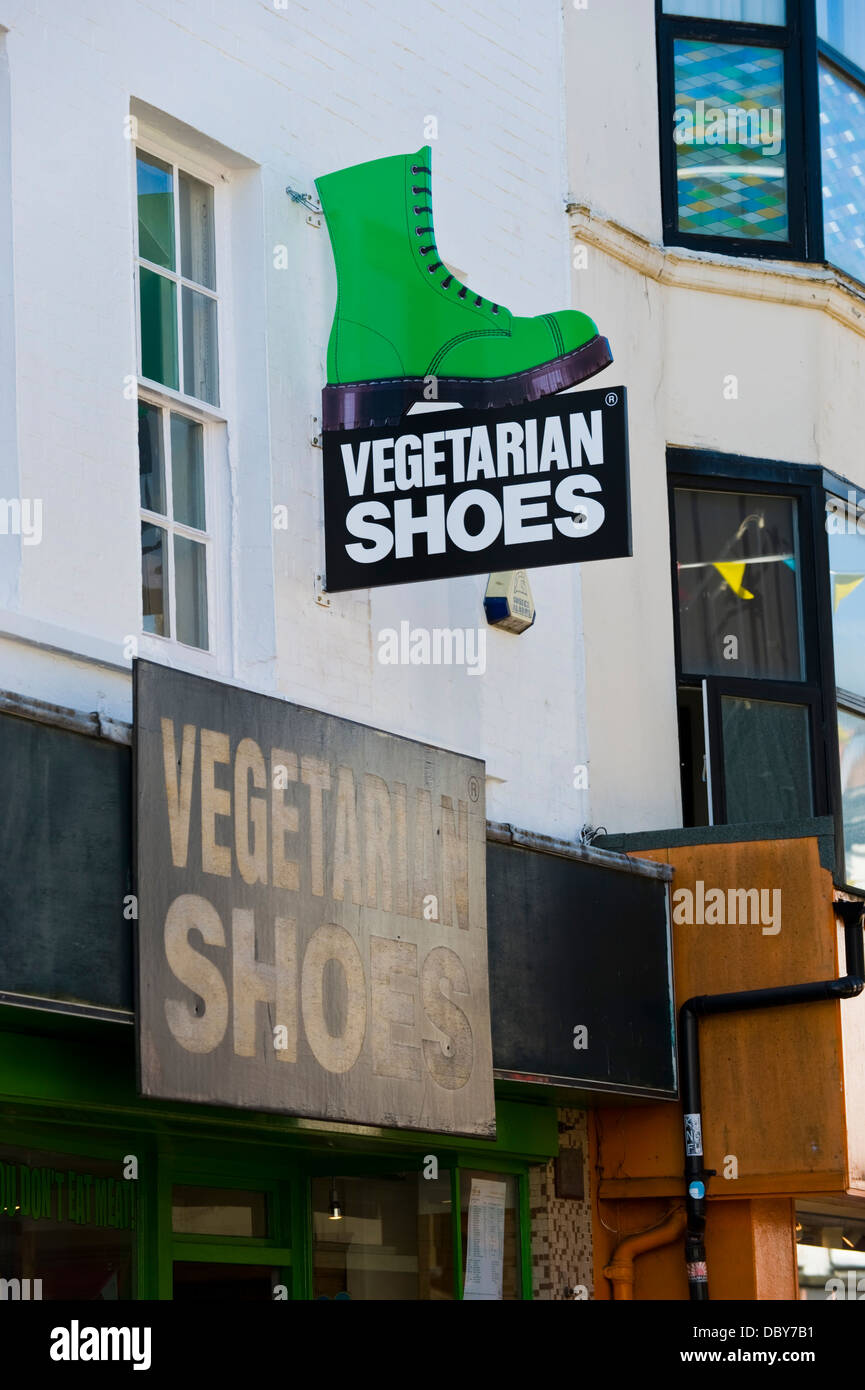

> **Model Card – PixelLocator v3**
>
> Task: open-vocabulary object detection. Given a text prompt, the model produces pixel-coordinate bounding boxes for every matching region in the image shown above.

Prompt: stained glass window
[673,39,789,240]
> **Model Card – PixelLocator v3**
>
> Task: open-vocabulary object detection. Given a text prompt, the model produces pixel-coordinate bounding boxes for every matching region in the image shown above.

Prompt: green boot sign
[316,146,630,591]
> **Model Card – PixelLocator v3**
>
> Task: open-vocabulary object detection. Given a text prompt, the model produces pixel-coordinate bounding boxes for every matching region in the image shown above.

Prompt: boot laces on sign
[409,161,500,315]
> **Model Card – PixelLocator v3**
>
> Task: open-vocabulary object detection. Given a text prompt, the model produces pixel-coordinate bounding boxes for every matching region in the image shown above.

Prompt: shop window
[0,1146,135,1299]
[669,458,828,829]
[168,1178,290,1301]
[797,1205,865,1298]
[311,1171,455,1301]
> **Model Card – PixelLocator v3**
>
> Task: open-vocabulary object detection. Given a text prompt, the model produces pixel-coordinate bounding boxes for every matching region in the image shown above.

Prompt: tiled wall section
[530,1108,593,1300]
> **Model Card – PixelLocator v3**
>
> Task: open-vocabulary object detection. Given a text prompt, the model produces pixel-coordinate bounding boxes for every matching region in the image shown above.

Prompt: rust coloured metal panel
[134,660,494,1137]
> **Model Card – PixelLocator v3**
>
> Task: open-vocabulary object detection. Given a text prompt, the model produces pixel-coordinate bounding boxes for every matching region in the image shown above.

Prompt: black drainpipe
[679,899,865,1301]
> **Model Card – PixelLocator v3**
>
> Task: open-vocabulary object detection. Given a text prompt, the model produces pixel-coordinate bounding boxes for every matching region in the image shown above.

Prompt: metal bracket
[286,185,322,228]
[310,415,322,449]
[314,573,331,608]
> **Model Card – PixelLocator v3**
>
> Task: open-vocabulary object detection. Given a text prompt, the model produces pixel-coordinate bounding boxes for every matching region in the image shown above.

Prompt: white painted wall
[0,0,591,839]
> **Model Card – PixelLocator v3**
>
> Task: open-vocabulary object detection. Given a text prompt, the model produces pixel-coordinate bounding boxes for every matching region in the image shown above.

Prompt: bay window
[670,450,865,892]
[657,0,865,283]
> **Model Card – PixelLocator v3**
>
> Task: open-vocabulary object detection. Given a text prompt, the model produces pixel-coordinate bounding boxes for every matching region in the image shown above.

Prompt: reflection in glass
[817,0,865,71]
[172,1186,267,1238]
[172,1263,277,1300]
[141,521,168,636]
[828,504,865,698]
[137,153,175,269]
[0,1144,135,1299]
[182,286,219,405]
[180,171,216,289]
[312,1172,454,1300]
[675,489,804,680]
[678,687,710,827]
[138,402,165,514]
[170,414,205,529]
[819,63,865,288]
[664,0,784,18]
[838,708,865,891]
[174,535,208,649]
[139,267,178,390]
[722,696,813,822]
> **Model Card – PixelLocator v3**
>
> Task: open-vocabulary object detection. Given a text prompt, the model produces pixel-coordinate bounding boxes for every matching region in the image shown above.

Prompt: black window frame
[823,472,865,893]
[656,0,824,263]
[668,448,841,857]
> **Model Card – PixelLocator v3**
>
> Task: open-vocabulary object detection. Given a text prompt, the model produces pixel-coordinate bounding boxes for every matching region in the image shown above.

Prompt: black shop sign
[322,386,630,591]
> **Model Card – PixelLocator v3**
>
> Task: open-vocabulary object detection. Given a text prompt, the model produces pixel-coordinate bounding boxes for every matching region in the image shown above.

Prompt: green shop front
[1,1011,550,1299]
[0,663,675,1301]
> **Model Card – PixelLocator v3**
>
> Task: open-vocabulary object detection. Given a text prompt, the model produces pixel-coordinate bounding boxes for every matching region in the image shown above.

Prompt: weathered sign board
[135,660,494,1136]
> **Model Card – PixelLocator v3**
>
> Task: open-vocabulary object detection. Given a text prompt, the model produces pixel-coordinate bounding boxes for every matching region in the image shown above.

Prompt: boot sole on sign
[322,333,614,432]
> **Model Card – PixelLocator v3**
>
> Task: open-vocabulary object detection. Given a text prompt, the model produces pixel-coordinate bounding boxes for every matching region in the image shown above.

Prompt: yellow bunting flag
[712,562,754,600]
[833,573,865,613]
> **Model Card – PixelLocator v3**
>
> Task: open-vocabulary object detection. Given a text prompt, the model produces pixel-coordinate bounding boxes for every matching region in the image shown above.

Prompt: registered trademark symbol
[605,392,618,406]
[468,775,480,802]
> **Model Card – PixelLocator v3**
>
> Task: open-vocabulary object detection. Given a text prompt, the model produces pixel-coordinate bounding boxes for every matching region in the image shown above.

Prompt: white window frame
[132,127,233,675]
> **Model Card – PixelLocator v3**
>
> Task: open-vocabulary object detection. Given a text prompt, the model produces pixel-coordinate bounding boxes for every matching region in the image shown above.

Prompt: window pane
[136,152,175,270]
[827,500,865,697]
[460,1170,520,1300]
[818,1,865,71]
[172,1262,278,1300]
[664,0,784,18]
[182,286,219,405]
[141,521,168,636]
[722,696,813,822]
[818,62,865,287]
[170,413,205,529]
[675,489,804,680]
[798,1206,865,1299]
[139,267,178,390]
[673,39,788,241]
[678,687,711,826]
[0,1145,135,1299]
[174,534,208,649]
[311,1172,454,1301]
[180,171,216,290]
[838,708,865,890]
[172,1186,268,1238]
[138,401,165,514]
